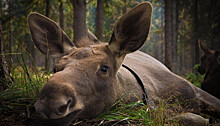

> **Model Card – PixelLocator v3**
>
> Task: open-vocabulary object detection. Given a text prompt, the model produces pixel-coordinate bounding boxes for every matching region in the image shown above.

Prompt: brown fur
[28,2,220,126]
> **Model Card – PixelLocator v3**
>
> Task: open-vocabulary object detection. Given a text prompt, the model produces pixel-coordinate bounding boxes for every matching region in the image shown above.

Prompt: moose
[198,41,220,99]
[28,2,220,126]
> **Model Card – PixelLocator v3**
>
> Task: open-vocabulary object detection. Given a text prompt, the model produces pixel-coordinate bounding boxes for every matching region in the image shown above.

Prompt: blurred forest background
[0,0,220,85]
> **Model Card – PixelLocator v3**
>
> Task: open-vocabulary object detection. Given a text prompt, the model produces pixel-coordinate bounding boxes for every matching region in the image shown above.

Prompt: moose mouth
[29,110,81,126]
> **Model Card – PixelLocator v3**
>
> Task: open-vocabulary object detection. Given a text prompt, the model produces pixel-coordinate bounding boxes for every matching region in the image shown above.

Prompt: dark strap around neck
[122,64,155,109]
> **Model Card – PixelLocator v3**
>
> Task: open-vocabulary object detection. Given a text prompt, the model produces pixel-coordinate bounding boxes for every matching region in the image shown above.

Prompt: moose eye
[100,65,109,73]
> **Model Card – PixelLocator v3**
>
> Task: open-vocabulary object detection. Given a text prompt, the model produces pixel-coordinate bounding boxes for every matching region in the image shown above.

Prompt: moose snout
[34,97,76,119]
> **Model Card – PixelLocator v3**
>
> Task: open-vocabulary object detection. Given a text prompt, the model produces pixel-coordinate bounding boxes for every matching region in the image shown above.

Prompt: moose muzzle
[34,76,84,119]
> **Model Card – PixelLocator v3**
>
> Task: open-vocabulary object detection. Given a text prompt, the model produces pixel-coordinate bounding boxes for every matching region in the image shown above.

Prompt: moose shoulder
[198,41,220,99]
[28,2,220,125]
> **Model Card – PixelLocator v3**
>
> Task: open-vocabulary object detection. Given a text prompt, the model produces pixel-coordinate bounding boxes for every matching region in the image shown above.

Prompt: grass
[184,64,204,88]
[0,55,202,125]
[72,96,182,126]
[95,102,162,125]
[72,98,171,126]
[0,54,48,125]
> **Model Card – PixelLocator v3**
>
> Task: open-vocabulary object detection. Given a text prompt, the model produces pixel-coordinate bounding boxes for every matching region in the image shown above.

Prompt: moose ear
[28,12,74,57]
[108,2,152,57]
[88,29,98,42]
[198,40,211,55]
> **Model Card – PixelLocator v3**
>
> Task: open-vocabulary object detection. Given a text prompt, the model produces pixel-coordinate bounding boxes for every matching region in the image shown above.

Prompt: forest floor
[0,87,160,126]
[0,96,159,126]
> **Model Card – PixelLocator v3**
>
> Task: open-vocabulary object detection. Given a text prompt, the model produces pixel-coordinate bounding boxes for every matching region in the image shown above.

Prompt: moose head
[28,2,152,120]
[198,41,220,75]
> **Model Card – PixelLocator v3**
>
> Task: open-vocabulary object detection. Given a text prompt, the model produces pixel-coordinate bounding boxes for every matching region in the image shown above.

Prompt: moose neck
[115,65,144,103]
[205,65,220,80]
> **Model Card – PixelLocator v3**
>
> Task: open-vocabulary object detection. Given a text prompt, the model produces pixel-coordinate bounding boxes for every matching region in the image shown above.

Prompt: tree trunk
[8,0,12,54]
[59,0,64,30]
[0,1,13,89]
[123,0,127,14]
[194,0,199,65]
[190,0,199,72]
[6,0,12,69]
[72,0,87,46]
[95,0,104,41]
[171,0,178,73]
[176,0,180,74]
[51,0,64,69]
[0,0,5,83]
[154,36,159,60]
[160,9,164,63]
[45,0,50,73]
[209,0,218,49]
[165,0,173,71]
[45,0,50,17]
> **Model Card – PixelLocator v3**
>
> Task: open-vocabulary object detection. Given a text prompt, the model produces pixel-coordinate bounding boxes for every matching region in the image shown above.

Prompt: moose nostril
[58,104,68,114]
[57,99,72,114]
